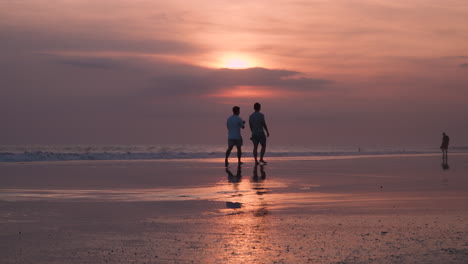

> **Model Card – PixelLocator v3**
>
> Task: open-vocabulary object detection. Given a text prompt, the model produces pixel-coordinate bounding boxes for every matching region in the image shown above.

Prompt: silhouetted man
[249,102,270,164]
[225,106,245,167]
[440,132,450,157]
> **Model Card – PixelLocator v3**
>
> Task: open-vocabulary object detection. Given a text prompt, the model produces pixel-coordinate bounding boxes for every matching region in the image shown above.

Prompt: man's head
[232,106,240,115]
[254,102,261,112]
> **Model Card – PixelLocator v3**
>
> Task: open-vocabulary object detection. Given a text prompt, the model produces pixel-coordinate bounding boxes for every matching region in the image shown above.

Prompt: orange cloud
[207,86,274,98]
[206,85,310,100]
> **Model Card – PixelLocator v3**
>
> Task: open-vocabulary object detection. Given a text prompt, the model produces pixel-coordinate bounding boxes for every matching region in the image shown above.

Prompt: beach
[1,154,468,263]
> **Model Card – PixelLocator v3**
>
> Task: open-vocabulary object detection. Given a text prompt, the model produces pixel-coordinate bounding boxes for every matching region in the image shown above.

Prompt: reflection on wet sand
[225,166,243,209]
[219,165,272,263]
[224,165,269,216]
[251,165,269,216]
[0,168,287,203]
[441,155,450,170]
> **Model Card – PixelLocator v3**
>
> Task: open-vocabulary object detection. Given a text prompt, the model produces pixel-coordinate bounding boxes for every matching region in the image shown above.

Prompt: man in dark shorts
[225,106,245,167]
[249,102,270,164]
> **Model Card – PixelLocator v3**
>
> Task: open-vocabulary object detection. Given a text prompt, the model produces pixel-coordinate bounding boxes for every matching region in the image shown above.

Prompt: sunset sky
[2,0,468,147]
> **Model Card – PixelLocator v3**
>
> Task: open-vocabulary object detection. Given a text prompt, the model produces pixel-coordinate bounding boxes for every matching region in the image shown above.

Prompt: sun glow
[224,58,249,69]
[219,54,256,69]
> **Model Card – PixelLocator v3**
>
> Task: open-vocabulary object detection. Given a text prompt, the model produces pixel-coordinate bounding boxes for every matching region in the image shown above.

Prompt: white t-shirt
[227,115,244,139]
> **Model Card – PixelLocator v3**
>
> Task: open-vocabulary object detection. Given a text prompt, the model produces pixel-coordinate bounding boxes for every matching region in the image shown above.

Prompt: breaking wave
[0,144,454,162]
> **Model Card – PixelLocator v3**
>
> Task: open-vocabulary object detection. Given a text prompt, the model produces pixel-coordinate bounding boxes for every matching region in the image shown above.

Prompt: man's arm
[263,117,270,137]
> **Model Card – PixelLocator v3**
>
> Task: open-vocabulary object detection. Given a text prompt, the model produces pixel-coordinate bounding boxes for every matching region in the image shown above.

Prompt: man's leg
[225,145,234,167]
[236,145,243,165]
[253,142,259,164]
[260,142,267,163]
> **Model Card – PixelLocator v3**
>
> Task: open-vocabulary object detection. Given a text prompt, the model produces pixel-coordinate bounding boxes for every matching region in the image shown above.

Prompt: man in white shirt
[225,106,245,167]
[249,102,270,164]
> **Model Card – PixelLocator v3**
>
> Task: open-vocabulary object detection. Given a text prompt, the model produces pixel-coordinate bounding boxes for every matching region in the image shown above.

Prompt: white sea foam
[0,144,461,162]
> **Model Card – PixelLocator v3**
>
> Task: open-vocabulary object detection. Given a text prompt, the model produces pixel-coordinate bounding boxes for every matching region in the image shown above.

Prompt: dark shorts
[228,138,243,148]
[250,134,267,146]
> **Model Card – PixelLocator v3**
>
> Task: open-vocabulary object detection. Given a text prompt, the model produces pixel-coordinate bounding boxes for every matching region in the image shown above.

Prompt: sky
[1,0,468,148]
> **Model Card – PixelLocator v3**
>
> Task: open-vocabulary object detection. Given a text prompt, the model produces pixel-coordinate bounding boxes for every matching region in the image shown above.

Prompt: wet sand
[1,154,468,263]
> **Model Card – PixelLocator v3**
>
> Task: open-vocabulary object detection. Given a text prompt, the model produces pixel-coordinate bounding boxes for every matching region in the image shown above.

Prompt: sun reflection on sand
[221,165,270,215]
[0,168,288,203]
[208,165,272,263]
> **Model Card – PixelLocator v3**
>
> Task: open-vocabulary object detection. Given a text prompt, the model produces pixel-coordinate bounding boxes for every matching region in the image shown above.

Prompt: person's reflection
[441,155,450,170]
[225,166,243,209]
[252,164,266,182]
[226,166,242,183]
[252,164,269,216]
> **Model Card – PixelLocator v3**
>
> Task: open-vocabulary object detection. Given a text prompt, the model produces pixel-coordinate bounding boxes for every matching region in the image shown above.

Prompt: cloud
[147,67,331,97]
[55,57,120,69]
[460,63,468,68]
[0,27,203,55]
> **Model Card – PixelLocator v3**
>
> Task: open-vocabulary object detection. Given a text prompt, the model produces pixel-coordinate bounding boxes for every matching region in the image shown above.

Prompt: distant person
[225,106,245,167]
[249,102,270,164]
[440,132,450,157]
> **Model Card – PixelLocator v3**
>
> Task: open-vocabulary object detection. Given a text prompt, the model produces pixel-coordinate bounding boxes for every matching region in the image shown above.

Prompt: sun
[224,58,249,69]
[219,54,255,69]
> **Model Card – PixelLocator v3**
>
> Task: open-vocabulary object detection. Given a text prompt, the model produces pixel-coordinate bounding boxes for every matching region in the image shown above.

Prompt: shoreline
[1,151,465,165]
